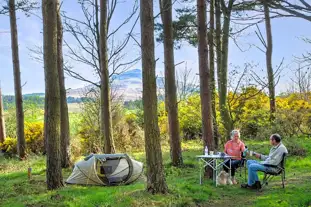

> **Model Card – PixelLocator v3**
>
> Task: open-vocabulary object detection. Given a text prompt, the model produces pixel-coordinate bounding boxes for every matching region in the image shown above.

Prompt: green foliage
[3,108,17,138]
[3,95,44,111]
[78,98,101,153]
[113,104,145,152]
[155,5,197,49]
[226,87,311,139]
[154,86,311,142]
[2,94,92,111]
[178,94,202,140]
[77,98,145,154]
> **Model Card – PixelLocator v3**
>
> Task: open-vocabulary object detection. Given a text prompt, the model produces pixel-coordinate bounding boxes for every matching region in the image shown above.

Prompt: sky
[0,0,310,95]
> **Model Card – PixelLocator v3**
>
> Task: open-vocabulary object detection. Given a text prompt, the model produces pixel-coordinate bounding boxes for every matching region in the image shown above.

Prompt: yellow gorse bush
[0,137,18,154]
[24,122,44,153]
[0,122,44,155]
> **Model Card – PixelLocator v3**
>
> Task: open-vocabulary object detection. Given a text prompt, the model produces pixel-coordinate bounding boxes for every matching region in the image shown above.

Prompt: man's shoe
[241,183,251,189]
[254,181,262,189]
[241,181,261,190]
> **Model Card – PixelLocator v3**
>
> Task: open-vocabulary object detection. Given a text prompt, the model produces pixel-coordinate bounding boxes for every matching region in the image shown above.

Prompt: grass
[1,139,311,207]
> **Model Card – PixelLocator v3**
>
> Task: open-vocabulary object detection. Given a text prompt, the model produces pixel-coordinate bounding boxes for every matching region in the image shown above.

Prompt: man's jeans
[247,160,267,186]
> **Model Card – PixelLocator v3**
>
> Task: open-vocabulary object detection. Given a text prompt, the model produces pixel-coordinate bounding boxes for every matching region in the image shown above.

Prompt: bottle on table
[204,146,208,155]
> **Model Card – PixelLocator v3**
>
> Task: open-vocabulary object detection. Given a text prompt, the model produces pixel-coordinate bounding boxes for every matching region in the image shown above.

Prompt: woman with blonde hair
[223,129,245,184]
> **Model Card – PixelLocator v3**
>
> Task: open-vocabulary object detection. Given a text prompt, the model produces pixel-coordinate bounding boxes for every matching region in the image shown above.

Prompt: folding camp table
[196,154,236,186]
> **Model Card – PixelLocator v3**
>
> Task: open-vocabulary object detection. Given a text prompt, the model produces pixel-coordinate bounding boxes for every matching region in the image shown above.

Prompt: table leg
[199,159,202,185]
[229,159,232,182]
[215,159,217,186]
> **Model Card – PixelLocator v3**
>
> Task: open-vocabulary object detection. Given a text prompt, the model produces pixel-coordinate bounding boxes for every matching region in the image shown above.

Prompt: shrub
[4,109,17,138]
[70,135,83,160]
[178,94,202,140]
[282,139,307,157]
[0,137,17,155]
[77,96,145,154]
[0,122,44,155]
[24,122,44,154]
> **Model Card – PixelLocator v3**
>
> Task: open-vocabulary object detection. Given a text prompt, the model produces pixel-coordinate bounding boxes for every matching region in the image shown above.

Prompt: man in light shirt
[241,134,288,189]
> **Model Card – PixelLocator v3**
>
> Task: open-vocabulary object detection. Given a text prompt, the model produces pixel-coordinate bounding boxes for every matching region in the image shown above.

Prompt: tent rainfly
[66,153,143,186]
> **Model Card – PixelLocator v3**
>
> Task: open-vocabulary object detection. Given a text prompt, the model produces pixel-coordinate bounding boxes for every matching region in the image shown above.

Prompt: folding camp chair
[238,152,247,183]
[260,153,287,189]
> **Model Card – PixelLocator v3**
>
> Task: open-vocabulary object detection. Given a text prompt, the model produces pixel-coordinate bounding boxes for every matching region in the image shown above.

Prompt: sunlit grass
[1,139,311,207]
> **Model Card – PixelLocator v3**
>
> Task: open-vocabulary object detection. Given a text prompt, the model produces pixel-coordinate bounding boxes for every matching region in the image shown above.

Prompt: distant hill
[67,69,165,101]
[2,69,185,106]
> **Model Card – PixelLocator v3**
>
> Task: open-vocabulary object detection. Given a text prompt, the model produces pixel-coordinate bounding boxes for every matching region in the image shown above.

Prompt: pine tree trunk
[0,87,5,144]
[57,0,70,168]
[140,0,168,194]
[42,0,63,190]
[209,0,220,149]
[8,0,26,159]
[160,0,183,167]
[197,0,214,151]
[100,0,115,154]
[219,0,234,140]
[263,2,276,120]
[197,0,214,179]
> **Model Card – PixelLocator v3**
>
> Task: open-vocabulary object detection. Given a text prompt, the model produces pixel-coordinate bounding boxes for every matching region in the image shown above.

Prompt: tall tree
[0,87,5,144]
[197,0,214,151]
[140,0,168,194]
[209,0,219,149]
[159,0,183,166]
[8,0,26,159]
[263,1,276,119]
[100,0,115,154]
[268,0,311,22]
[57,0,70,167]
[42,0,63,190]
[218,0,234,140]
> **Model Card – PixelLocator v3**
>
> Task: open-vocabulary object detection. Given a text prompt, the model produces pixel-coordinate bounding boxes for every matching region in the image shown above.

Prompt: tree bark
[160,0,183,166]
[209,0,220,149]
[42,0,63,190]
[263,2,276,120]
[100,0,115,154]
[0,87,5,144]
[8,0,26,159]
[219,0,234,140]
[197,0,214,150]
[140,0,168,194]
[57,0,70,168]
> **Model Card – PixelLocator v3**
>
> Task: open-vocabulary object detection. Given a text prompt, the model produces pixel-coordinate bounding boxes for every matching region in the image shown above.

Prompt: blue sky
[0,0,310,95]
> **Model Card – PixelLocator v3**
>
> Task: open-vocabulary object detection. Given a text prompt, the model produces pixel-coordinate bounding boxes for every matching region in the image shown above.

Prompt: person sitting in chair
[241,133,288,190]
[223,129,246,184]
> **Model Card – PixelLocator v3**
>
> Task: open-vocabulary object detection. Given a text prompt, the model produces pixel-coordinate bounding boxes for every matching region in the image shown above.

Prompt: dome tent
[66,153,143,186]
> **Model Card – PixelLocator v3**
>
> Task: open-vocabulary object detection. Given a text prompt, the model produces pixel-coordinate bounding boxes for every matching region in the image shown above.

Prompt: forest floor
[1,139,311,207]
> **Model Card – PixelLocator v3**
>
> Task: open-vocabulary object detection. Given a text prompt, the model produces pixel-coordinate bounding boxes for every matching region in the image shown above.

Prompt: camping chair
[260,153,287,189]
[238,152,247,183]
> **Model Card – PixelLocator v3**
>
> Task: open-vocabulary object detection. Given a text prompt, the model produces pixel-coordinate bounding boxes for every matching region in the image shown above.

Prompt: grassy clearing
[1,139,311,207]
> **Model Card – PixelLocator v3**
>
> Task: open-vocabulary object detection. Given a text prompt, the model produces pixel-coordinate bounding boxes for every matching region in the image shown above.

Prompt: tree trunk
[140,0,168,194]
[8,0,26,159]
[197,0,214,151]
[42,0,63,190]
[57,0,70,168]
[209,0,220,149]
[197,0,214,179]
[263,2,276,120]
[219,0,234,140]
[0,87,5,144]
[99,0,115,154]
[160,0,183,166]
